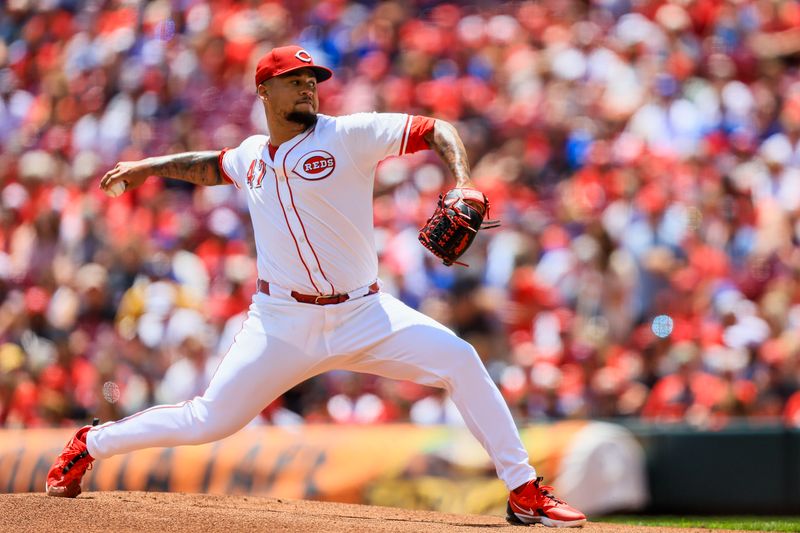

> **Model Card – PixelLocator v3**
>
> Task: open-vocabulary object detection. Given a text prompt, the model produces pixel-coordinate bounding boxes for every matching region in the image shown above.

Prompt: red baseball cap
[254,45,333,87]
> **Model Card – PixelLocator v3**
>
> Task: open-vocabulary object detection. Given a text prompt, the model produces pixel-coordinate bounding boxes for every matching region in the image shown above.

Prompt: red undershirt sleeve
[218,149,239,188]
[403,115,436,154]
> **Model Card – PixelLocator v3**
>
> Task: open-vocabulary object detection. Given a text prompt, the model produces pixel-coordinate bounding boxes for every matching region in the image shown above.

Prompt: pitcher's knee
[183,397,244,444]
[440,340,490,383]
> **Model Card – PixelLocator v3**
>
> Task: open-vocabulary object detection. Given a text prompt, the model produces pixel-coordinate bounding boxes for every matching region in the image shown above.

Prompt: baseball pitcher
[46,46,585,528]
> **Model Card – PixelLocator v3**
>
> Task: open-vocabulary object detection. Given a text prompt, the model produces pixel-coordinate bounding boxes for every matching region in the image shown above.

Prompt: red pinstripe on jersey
[273,161,321,293]
[283,130,336,295]
[399,115,412,156]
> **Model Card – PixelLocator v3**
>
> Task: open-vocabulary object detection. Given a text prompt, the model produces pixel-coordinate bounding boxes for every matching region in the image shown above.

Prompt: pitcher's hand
[100,160,152,194]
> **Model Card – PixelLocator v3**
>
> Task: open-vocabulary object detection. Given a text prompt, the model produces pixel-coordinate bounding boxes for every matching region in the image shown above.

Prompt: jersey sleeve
[405,115,436,154]
[337,113,434,169]
[219,135,265,189]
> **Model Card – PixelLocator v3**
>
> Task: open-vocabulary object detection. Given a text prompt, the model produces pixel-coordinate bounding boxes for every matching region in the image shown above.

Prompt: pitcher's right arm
[100,151,228,194]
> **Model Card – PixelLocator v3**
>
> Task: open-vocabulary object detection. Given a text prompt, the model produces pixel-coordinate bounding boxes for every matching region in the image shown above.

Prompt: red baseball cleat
[507,477,586,528]
[45,422,96,497]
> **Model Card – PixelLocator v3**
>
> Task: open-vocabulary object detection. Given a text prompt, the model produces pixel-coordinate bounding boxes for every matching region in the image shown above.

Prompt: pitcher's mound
[0,492,736,532]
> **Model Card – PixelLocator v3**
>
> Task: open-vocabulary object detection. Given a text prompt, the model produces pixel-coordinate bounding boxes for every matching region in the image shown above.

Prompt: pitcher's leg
[88,308,320,459]
[342,294,536,490]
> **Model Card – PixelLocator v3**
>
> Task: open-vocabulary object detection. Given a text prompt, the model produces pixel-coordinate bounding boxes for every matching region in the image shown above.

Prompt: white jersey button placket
[276,169,323,290]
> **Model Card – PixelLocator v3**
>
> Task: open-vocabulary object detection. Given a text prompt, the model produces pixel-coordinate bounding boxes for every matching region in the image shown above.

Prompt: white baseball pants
[87,290,536,490]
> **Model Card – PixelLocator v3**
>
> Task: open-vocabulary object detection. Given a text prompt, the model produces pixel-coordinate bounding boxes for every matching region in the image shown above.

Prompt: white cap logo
[295,50,313,63]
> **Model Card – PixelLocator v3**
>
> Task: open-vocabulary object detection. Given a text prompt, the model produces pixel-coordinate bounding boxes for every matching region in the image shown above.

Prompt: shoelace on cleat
[534,477,566,505]
[61,447,90,474]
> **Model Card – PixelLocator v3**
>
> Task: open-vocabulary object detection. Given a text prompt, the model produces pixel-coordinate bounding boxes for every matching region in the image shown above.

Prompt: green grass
[595,515,800,532]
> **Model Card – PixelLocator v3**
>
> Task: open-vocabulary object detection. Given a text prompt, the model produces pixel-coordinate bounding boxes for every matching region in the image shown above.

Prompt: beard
[286,109,318,128]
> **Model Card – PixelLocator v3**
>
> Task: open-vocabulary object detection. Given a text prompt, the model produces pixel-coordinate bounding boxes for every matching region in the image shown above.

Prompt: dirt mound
[0,492,743,533]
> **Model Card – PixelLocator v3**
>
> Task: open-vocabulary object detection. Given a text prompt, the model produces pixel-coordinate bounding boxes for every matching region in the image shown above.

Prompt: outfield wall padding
[0,421,646,515]
[626,423,800,514]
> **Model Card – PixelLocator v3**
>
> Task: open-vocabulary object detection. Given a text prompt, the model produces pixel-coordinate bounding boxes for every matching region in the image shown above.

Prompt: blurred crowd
[1,0,800,430]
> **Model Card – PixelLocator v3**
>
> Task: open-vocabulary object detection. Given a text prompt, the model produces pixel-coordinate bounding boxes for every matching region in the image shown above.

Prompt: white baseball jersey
[219,112,418,295]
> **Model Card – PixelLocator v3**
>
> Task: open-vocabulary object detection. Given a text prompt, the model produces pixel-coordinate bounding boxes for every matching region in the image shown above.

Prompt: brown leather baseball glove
[418,188,500,266]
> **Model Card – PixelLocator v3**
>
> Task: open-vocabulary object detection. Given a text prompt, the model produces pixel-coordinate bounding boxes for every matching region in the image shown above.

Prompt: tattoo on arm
[425,120,472,188]
[146,151,225,186]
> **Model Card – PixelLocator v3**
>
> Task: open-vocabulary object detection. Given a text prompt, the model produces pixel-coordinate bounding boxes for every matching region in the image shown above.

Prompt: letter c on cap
[295,50,313,63]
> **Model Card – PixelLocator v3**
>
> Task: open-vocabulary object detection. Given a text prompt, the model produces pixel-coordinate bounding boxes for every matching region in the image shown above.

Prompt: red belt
[257,280,379,305]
